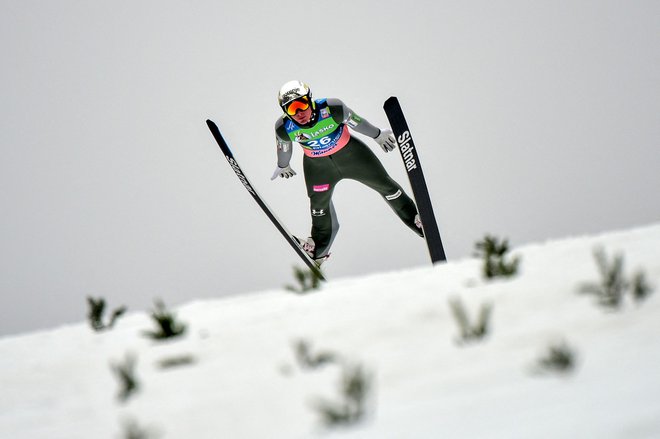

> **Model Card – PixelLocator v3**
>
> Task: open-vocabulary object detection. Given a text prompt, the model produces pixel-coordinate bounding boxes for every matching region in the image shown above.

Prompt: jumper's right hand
[271,165,297,180]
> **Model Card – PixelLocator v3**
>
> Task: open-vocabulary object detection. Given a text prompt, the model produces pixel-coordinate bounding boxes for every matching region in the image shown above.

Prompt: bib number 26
[306,136,333,148]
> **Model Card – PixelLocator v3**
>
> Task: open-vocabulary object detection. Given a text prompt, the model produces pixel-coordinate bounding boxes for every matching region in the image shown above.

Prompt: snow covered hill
[1,224,659,439]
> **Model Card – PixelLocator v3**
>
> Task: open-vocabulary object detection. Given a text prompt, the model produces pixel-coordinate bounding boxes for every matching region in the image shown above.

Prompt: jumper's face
[291,106,312,125]
[283,97,313,125]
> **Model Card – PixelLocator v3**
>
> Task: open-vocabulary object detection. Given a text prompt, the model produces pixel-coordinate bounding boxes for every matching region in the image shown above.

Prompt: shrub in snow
[631,271,654,303]
[534,340,576,374]
[474,235,520,280]
[293,339,339,370]
[157,354,196,370]
[579,247,654,309]
[120,417,159,439]
[143,299,186,340]
[111,353,139,403]
[580,247,627,308]
[312,362,372,428]
[87,296,126,332]
[285,266,322,294]
[449,298,493,343]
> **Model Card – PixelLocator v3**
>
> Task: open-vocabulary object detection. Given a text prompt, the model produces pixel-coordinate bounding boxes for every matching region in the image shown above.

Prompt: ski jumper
[274,98,421,259]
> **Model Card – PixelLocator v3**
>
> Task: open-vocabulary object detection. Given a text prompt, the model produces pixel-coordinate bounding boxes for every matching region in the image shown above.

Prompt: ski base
[383,97,447,264]
[206,119,326,281]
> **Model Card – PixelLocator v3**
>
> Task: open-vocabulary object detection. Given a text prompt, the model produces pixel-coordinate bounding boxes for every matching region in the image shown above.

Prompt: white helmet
[278,80,312,108]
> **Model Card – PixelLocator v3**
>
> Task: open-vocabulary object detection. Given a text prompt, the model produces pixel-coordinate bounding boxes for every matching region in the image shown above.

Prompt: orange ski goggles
[283,96,310,116]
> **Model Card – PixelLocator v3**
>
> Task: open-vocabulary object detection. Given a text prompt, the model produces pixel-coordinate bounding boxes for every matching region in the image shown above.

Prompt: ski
[206,119,326,281]
[383,97,447,264]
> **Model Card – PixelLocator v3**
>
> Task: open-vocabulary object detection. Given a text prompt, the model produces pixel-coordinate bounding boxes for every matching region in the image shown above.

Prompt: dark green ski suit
[274,98,421,259]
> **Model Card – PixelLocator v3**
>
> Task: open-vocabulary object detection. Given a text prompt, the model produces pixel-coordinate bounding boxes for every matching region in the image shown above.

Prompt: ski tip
[383,96,399,109]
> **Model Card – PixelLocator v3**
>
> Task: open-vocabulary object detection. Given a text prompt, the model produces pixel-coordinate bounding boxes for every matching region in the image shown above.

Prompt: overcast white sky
[1,0,658,336]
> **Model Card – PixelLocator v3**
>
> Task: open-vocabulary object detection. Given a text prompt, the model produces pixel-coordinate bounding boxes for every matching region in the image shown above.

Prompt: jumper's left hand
[375,129,397,152]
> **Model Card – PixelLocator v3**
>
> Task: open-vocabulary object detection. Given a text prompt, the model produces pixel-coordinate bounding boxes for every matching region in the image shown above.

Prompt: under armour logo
[311,209,326,217]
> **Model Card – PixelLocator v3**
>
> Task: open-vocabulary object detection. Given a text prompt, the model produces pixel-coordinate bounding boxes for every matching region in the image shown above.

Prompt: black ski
[383,97,447,264]
[206,119,326,281]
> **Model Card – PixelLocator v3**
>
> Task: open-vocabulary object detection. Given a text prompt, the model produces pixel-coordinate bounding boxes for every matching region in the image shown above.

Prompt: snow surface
[1,224,659,439]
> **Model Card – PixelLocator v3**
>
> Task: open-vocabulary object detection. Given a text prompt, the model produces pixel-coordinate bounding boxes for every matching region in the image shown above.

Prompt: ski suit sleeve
[326,98,381,139]
[274,117,293,167]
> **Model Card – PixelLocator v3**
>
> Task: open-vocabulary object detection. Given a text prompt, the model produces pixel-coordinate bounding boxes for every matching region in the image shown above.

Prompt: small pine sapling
[579,247,654,308]
[143,299,186,340]
[312,363,372,428]
[87,296,127,332]
[293,339,339,370]
[120,417,159,439]
[285,266,322,294]
[631,270,654,303]
[474,235,520,279]
[157,354,196,370]
[533,340,576,374]
[111,353,140,403]
[449,298,493,343]
[579,247,627,308]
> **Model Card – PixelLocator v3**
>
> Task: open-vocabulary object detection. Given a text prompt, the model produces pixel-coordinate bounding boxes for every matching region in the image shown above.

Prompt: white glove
[271,165,297,180]
[374,129,397,152]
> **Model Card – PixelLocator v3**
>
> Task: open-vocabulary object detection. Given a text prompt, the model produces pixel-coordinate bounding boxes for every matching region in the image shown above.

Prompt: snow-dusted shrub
[534,341,576,374]
[449,298,493,343]
[293,339,339,370]
[631,271,654,303]
[87,296,126,332]
[119,417,159,439]
[312,362,372,428]
[580,247,627,308]
[286,266,322,294]
[143,299,186,340]
[474,235,520,279]
[111,353,139,403]
[157,354,196,370]
[579,247,654,308]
